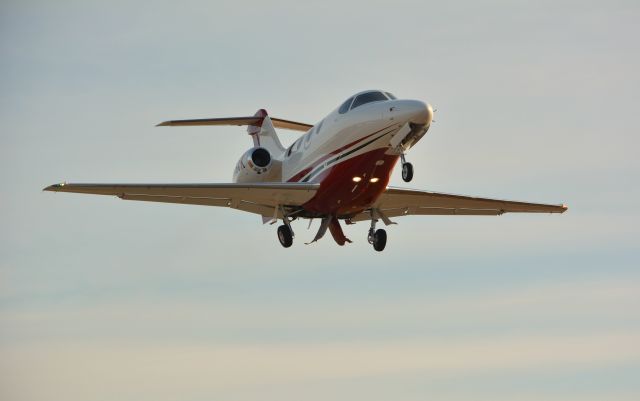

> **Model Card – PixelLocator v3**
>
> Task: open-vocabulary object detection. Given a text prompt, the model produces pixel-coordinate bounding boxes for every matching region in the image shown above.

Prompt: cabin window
[315,119,324,135]
[338,97,354,114]
[351,91,388,110]
[385,92,397,100]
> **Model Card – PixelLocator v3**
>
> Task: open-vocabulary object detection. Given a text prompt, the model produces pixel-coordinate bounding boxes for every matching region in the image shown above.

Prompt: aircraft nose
[408,100,433,125]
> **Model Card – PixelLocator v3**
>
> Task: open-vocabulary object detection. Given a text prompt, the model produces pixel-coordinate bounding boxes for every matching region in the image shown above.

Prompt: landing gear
[277,225,293,248]
[401,154,413,182]
[372,229,387,252]
[277,205,295,248]
[367,217,387,252]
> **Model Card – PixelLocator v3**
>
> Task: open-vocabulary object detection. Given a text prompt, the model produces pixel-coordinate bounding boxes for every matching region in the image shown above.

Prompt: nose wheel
[401,154,413,182]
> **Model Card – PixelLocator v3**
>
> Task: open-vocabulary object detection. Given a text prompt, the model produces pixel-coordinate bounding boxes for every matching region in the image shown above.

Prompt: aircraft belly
[301,147,399,216]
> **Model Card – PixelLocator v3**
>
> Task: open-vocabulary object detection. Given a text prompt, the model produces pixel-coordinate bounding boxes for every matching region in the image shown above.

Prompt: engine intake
[233,147,280,183]
[251,147,271,168]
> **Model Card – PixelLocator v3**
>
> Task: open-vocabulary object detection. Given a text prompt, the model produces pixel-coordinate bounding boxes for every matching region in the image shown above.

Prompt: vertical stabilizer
[247,109,286,155]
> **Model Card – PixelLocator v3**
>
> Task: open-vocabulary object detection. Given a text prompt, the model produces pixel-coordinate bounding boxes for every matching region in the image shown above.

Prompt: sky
[1,0,639,400]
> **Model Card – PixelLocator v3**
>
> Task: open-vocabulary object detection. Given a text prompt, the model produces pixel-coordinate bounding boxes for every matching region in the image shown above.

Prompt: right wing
[43,182,318,218]
[351,187,567,221]
[156,116,313,132]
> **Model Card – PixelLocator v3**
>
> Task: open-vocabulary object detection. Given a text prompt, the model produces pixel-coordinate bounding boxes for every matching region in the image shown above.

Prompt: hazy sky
[2,1,639,400]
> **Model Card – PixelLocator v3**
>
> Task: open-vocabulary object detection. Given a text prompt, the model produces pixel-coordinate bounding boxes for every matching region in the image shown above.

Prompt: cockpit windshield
[338,91,395,114]
[350,91,389,110]
[338,97,354,114]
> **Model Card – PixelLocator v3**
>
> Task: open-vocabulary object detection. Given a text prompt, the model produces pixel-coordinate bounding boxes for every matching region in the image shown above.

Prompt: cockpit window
[338,97,354,114]
[351,91,389,110]
[385,92,397,100]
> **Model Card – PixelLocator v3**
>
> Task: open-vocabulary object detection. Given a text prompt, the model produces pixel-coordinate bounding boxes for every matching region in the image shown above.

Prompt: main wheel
[372,229,387,252]
[402,162,414,182]
[277,225,293,248]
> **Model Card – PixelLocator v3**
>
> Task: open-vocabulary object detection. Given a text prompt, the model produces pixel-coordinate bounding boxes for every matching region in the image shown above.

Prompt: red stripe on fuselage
[287,167,313,183]
[286,123,396,183]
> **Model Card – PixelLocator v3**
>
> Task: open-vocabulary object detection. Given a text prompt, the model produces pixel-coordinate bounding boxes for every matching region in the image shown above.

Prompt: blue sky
[1,1,639,400]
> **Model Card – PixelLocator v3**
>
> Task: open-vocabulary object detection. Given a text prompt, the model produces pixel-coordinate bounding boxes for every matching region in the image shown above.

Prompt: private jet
[44,90,567,251]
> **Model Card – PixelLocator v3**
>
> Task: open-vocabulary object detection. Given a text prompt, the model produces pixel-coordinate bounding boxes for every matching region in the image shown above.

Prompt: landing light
[370,178,379,183]
[352,176,362,182]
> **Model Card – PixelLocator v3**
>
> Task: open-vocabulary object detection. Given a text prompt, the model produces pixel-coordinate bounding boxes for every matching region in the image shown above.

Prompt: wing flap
[377,187,567,213]
[119,194,231,207]
[350,206,503,222]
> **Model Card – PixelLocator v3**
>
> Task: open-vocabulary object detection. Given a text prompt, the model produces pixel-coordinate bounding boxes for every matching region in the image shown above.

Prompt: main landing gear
[276,208,391,251]
[277,206,295,248]
[277,224,293,248]
[368,218,387,252]
[401,154,413,182]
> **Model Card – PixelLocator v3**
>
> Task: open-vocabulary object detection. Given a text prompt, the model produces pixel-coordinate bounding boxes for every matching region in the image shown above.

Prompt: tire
[402,162,414,182]
[372,229,387,252]
[277,225,293,248]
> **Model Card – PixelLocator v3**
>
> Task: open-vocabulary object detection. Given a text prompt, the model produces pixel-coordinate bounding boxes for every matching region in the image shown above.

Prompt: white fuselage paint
[280,94,433,183]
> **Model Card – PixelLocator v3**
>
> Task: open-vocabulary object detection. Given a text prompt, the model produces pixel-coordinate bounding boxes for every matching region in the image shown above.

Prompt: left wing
[351,187,567,221]
[43,182,318,218]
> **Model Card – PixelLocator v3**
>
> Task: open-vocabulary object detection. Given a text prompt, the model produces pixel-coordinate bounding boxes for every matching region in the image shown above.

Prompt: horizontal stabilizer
[157,116,312,132]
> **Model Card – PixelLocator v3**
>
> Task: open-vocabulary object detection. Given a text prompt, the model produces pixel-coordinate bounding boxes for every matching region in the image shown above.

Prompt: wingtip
[156,121,169,127]
[43,182,66,192]
[561,203,568,212]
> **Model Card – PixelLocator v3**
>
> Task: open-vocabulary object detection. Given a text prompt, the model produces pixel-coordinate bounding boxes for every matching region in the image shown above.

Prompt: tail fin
[247,109,286,155]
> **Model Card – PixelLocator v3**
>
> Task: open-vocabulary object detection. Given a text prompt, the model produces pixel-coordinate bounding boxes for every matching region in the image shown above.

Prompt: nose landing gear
[400,154,413,182]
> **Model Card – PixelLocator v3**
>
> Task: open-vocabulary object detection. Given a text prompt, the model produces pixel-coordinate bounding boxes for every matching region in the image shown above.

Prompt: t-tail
[246,109,286,155]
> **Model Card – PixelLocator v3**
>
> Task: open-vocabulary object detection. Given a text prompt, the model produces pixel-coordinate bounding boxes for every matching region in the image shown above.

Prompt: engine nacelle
[233,147,281,183]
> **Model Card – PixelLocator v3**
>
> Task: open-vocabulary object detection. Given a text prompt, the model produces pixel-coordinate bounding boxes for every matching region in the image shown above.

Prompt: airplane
[44,90,567,251]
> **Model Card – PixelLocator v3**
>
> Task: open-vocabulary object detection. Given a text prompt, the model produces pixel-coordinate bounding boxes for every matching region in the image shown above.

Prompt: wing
[44,182,318,218]
[351,187,567,221]
[156,116,313,132]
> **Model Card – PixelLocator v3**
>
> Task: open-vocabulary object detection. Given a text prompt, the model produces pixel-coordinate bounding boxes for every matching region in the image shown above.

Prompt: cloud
[2,331,639,401]
[2,277,638,342]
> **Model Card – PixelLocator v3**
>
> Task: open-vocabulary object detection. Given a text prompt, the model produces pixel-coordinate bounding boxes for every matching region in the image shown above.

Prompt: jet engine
[233,147,281,183]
